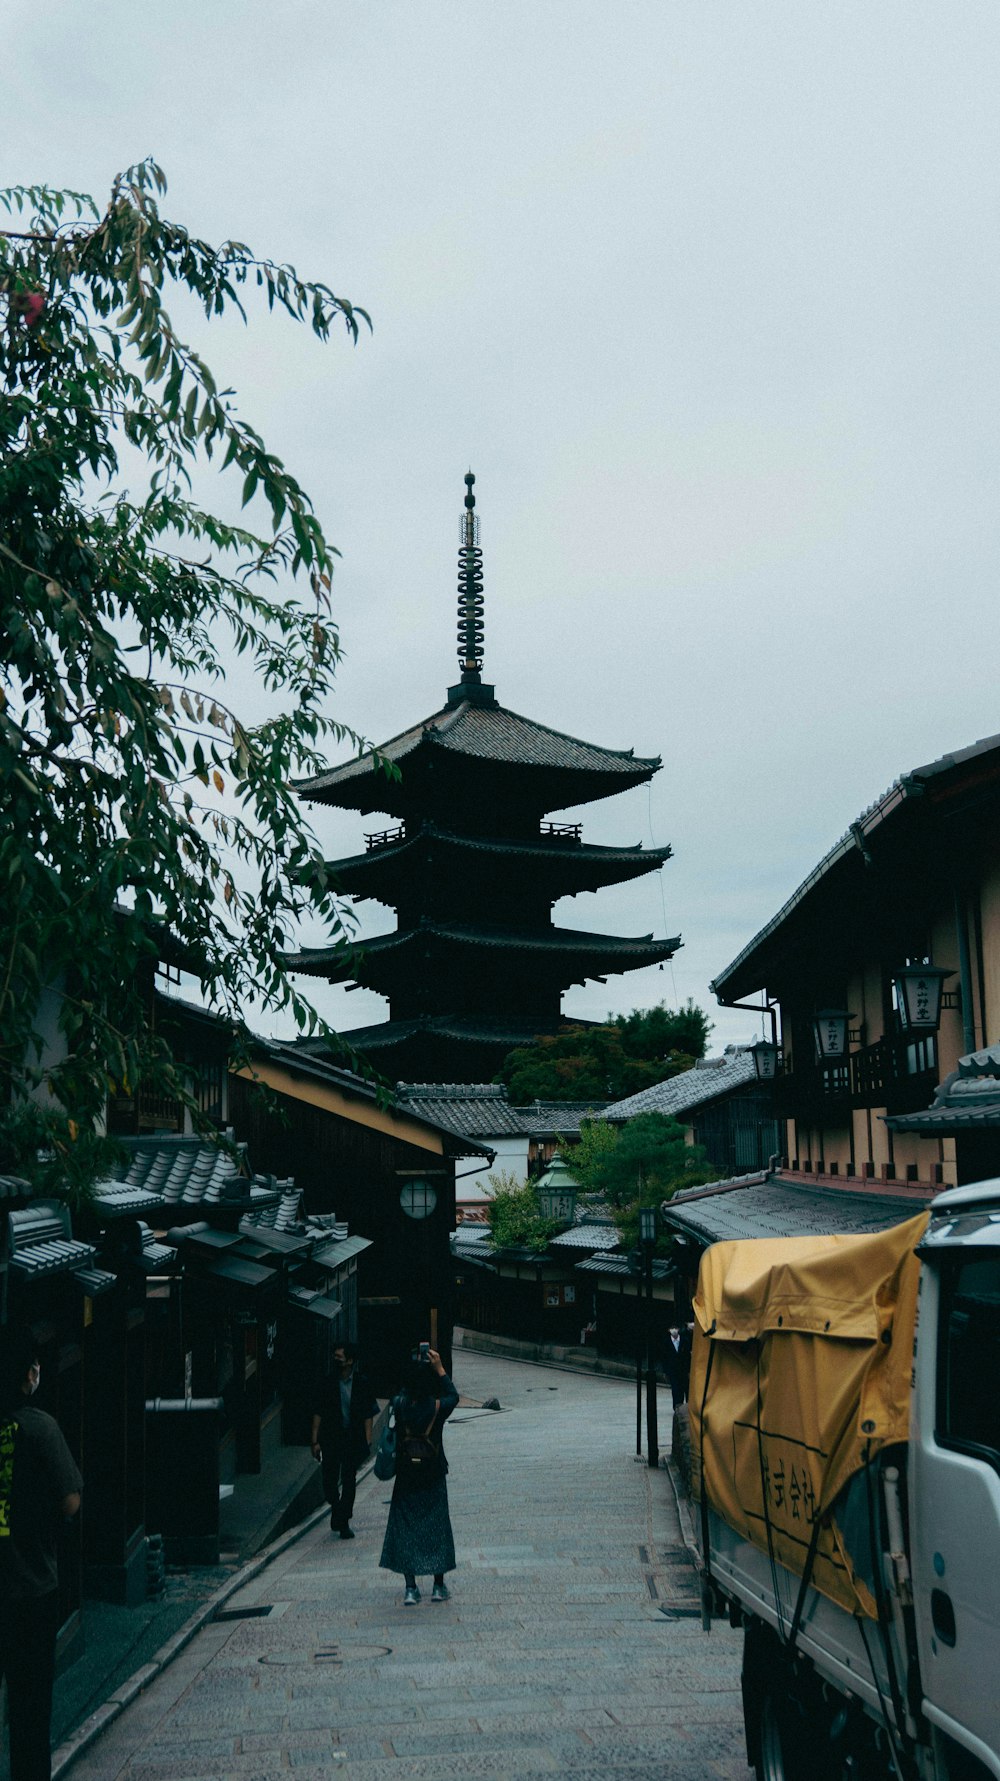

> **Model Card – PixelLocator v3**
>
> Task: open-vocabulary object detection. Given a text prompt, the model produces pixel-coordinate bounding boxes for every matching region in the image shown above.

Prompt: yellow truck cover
[688,1213,928,1618]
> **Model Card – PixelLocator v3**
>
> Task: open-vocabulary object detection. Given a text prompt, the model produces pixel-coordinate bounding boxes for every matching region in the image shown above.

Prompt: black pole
[635,1280,643,1457]
[644,1243,659,1469]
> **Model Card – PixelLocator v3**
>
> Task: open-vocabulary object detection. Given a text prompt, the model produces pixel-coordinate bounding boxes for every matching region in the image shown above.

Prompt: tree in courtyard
[0,160,371,1192]
[494,999,712,1105]
[483,1168,565,1254]
[558,1113,716,1252]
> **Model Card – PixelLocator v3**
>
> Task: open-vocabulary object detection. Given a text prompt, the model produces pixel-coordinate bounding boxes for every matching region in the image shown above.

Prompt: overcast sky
[10,3,1000,1055]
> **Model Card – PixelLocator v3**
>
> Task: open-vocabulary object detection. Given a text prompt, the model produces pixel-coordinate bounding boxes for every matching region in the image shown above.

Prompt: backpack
[398,1405,439,1471]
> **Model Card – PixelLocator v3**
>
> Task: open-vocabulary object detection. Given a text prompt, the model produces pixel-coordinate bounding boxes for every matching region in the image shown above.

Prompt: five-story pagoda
[292,474,679,1082]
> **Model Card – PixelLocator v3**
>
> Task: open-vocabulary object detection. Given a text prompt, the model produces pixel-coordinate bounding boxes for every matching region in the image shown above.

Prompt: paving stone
[65,1355,745,1781]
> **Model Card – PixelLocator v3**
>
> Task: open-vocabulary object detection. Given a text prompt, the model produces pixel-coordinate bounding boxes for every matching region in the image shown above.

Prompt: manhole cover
[258,1643,392,1666]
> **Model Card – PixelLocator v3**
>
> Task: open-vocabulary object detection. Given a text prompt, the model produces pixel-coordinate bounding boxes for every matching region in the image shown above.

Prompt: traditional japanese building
[292,474,678,1082]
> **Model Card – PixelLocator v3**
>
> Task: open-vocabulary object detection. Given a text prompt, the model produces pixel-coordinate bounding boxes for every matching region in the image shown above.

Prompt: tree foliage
[494,1000,712,1104]
[483,1168,564,1254]
[0,160,371,1182]
[559,1113,717,1251]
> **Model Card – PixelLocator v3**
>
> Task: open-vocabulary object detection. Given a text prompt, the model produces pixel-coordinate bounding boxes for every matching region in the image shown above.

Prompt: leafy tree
[483,1168,565,1254]
[612,999,712,1064]
[0,160,370,1187]
[494,1000,712,1104]
[560,1113,717,1252]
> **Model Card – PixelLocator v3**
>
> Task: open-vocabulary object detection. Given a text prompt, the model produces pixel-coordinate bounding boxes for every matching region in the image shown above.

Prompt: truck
[691,1179,1000,1781]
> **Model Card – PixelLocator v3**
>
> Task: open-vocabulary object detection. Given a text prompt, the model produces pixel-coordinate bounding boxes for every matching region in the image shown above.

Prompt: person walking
[311,1341,377,1538]
[0,1326,83,1781]
[662,1323,693,1409]
[380,1345,458,1606]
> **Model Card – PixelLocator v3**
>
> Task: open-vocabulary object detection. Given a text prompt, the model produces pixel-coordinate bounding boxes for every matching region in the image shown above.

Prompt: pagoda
[291,474,679,1082]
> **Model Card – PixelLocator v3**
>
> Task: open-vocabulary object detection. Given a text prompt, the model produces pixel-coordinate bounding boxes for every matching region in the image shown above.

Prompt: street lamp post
[627,1246,643,1456]
[639,1205,659,1470]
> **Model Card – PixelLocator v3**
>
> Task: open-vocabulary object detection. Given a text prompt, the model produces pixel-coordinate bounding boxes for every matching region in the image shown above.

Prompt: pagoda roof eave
[327,826,673,895]
[295,699,661,812]
[333,1014,585,1051]
[288,922,681,985]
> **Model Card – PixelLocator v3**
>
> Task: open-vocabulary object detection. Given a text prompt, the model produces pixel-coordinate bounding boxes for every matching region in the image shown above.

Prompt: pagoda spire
[449,471,495,708]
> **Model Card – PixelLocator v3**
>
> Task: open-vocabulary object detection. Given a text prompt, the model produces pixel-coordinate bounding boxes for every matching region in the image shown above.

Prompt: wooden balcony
[539,822,582,844]
[775,1032,939,1119]
[364,825,406,852]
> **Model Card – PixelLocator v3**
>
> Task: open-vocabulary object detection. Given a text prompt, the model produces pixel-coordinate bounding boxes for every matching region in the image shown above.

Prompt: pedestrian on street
[379,1345,457,1606]
[0,1325,83,1781]
[662,1323,692,1409]
[311,1341,378,1539]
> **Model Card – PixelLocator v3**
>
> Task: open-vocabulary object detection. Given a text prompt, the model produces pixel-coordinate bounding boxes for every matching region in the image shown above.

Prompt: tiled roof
[395,1083,524,1136]
[662,1172,934,1247]
[602,1049,758,1121]
[549,1222,620,1251]
[395,1083,610,1139]
[886,1050,1000,1135]
[575,1253,673,1280]
[297,700,660,800]
[113,1134,283,1211]
[0,1175,32,1203]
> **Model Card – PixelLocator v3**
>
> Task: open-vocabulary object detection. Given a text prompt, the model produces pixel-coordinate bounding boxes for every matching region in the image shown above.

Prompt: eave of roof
[327,825,672,890]
[251,1038,494,1159]
[290,923,680,980]
[711,729,1000,1002]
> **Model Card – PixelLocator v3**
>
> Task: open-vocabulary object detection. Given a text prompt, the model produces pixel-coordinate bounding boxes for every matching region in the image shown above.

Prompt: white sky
[10,2,1000,1055]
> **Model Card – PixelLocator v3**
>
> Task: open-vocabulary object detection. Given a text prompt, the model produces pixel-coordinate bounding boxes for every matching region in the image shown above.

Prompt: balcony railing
[364,825,406,852]
[775,1032,939,1118]
[539,822,582,844]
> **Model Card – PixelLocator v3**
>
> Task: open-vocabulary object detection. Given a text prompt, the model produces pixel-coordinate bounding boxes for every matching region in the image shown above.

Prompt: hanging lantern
[750,1039,779,1081]
[813,1009,851,1061]
[894,963,952,1033]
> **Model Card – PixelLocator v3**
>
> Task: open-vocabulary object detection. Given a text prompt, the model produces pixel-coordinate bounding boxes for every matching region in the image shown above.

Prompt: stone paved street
[66,1354,747,1780]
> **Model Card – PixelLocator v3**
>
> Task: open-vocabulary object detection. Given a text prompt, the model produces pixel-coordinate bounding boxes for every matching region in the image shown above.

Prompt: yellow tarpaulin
[688,1213,928,1618]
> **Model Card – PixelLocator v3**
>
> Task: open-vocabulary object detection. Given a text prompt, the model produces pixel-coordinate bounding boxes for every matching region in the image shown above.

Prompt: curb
[52,1456,378,1779]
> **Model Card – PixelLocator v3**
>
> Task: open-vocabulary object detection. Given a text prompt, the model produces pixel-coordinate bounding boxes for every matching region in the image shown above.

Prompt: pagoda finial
[456,470,484,685]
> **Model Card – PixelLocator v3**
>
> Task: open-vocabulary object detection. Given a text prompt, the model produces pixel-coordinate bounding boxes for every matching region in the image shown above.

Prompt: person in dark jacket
[311,1342,378,1538]
[0,1325,82,1781]
[379,1346,458,1605]
[662,1323,693,1409]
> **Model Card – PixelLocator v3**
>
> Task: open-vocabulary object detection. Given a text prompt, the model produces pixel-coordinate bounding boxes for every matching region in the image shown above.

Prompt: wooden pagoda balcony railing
[774,1032,939,1119]
[364,825,406,852]
[539,822,582,844]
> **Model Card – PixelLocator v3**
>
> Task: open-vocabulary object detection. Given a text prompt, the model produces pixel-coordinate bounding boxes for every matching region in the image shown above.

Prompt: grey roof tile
[549,1223,620,1250]
[602,1048,757,1120]
[395,1083,609,1139]
[662,1172,933,1246]
[297,700,660,797]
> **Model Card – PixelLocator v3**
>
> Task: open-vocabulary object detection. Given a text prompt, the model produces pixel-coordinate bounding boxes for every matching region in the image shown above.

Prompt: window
[939,1253,1000,1464]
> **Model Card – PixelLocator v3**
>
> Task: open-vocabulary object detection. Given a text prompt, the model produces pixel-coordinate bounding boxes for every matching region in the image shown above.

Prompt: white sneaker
[431,1582,449,1603]
[403,1586,420,1606]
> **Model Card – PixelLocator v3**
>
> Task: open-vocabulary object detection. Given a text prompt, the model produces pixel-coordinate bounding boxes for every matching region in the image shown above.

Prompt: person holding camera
[379,1343,457,1606]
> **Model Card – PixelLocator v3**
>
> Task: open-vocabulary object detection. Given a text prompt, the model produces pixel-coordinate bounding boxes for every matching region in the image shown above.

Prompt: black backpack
[399,1405,439,1470]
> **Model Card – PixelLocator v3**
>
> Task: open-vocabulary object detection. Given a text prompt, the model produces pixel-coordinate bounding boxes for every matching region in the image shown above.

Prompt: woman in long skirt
[380,1346,458,1605]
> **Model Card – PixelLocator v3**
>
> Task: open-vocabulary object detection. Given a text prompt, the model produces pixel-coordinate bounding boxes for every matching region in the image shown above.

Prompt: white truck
[692,1179,1000,1781]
